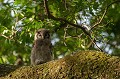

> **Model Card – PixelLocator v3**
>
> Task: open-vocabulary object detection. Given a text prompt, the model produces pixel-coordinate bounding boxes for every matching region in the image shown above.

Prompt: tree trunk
[0,50,120,79]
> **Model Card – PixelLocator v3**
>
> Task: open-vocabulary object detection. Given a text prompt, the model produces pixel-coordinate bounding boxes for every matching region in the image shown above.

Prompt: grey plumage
[31,28,52,65]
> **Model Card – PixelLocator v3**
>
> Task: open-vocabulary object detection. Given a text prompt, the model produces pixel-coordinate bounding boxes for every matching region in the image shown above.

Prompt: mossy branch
[0,50,120,79]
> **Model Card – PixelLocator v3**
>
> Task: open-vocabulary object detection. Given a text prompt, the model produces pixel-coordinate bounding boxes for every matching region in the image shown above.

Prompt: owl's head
[34,28,50,40]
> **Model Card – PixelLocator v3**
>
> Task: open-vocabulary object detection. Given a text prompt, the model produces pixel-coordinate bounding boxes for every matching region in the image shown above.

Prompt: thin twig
[89,37,103,52]
[91,8,107,30]
[91,0,120,30]
[63,27,67,46]
[0,34,10,39]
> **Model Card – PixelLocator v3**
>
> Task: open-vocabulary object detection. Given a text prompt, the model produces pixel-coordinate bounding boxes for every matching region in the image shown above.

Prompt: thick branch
[43,0,103,52]
[1,50,120,79]
[43,0,87,34]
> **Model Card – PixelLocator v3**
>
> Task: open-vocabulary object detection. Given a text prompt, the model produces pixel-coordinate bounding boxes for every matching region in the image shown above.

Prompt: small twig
[64,0,67,9]
[91,8,107,30]
[0,34,11,39]
[91,0,120,30]
[63,27,67,46]
[103,20,111,27]
[89,37,103,52]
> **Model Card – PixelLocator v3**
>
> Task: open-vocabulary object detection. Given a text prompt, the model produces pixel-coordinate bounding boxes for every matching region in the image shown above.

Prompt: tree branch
[43,0,104,52]
[1,51,120,79]
[44,0,94,38]
[43,0,86,32]
[91,0,120,30]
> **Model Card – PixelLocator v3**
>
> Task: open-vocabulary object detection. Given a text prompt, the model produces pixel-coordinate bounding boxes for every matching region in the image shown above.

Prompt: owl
[31,28,52,65]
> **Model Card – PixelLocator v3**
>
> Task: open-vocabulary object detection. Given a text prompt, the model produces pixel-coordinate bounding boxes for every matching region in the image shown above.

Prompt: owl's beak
[38,35,45,39]
[35,34,44,40]
[41,35,43,39]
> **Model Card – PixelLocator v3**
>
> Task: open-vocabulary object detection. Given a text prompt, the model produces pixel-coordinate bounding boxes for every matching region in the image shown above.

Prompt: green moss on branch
[0,50,120,79]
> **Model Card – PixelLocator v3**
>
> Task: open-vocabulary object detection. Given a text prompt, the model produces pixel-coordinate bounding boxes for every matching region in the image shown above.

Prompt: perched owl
[31,28,52,65]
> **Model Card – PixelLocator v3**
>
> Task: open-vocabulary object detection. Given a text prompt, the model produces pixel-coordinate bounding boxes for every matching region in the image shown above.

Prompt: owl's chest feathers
[33,39,51,51]
[32,39,52,61]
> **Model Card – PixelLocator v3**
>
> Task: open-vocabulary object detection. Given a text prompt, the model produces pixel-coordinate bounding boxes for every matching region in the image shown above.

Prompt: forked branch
[91,0,120,30]
[43,0,104,51]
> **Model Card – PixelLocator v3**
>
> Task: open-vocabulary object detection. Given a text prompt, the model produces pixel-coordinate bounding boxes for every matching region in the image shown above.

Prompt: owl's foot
[35,60,45,65]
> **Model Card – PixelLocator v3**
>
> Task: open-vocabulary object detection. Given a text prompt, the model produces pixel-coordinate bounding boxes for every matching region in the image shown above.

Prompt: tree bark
[0,50,120,79]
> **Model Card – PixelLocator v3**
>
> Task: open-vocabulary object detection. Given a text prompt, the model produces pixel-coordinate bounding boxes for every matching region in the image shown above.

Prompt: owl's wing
[31,48,36,65]
[32,42,35,48]
[49,43,53,55]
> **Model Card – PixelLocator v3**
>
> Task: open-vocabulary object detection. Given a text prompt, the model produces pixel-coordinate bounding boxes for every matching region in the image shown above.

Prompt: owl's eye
[36,32,42,39]
[44,32,50,39]
[37,31,41,34]
[37,31,42,37]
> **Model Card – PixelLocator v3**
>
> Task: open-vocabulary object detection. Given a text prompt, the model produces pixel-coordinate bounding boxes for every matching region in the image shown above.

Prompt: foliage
[0,0,120,65]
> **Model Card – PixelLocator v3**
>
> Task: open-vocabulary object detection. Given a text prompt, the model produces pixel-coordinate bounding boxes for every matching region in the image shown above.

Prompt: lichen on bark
[0,50,120,79]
